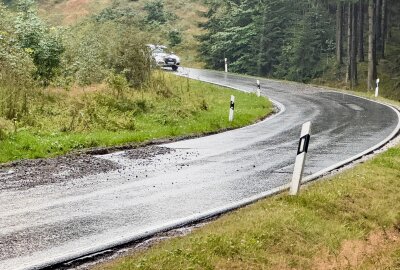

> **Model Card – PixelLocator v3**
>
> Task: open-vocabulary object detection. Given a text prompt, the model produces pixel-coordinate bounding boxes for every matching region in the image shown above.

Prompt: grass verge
[95,142,400,270]
[0,73,272,163]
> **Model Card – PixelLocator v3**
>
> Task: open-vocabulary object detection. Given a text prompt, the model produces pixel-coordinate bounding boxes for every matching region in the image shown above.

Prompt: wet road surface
[0,68,399,269]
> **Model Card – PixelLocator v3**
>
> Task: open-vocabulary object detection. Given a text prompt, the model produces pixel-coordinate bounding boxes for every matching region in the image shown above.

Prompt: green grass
[95,143,400,270]
[0,74,272,163]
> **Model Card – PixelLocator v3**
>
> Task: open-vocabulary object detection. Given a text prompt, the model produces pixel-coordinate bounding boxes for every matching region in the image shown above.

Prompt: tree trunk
[381,0,387,58]
[257,9,267,76]
[387,0,392,41]
[351,3,358,87]
[358,0,365,62]
[346,3,351,84]
[375,0,382,56]
[336,2,344,65]
[368,0,377,90]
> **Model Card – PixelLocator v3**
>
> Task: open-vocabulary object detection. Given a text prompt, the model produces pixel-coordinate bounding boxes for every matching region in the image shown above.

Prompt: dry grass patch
[39,0,111,25]
[313,228,400,269]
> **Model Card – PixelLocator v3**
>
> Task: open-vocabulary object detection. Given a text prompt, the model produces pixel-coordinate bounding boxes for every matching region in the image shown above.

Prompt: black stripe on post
[297,134,310,155]
[230,100,234,110]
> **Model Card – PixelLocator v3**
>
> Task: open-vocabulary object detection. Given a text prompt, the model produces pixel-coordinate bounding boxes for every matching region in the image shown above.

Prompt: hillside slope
[38,0,207,67]
[34,0,400,97]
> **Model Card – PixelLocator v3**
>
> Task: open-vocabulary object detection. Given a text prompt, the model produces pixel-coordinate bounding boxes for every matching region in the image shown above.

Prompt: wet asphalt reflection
[0,68,399,269]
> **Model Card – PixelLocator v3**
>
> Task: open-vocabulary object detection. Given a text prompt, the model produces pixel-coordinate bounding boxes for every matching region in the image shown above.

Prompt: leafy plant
[0,2,35,120]
[168,29,182,46]
[14,0,64,86]
[106,72,129,99]
[108,28,152,87]
[144,0,168,24]
[95,2,138,25]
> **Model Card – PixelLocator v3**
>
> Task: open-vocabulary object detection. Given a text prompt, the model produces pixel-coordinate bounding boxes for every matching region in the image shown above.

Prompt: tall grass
[0,65,35,118]
[0,72,272,163]
[0,69,37,140]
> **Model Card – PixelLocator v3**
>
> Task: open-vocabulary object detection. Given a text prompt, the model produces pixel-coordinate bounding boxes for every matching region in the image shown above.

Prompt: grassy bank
[95,143,400,269]
[38,0,207,68]
[0,73,272,163]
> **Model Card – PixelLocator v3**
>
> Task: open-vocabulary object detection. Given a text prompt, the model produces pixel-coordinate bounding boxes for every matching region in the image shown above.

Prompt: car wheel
[172,65,178,71]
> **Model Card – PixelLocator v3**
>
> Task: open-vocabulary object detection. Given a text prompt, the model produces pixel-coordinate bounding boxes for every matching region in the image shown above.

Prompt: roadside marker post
[289,121,311,196]
[224,58,228,73]
[229,95,235,122]
[256,80,261,97]
[375,78,380,97]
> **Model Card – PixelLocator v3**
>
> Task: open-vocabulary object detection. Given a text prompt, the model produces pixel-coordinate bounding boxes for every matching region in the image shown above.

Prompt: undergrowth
[0,72,272,163]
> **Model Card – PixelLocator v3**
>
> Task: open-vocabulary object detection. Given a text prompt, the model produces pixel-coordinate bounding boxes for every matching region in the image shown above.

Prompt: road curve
[0,68,399,270]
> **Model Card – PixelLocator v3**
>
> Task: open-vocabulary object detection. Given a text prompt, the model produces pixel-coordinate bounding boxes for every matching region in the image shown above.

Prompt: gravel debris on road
[0,146,175,191]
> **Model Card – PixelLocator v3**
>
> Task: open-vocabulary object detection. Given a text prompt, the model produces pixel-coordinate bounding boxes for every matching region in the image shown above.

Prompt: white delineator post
[229,95,235,122]
[289,121,312,196]
[256,80,261,97]
[224,58,228,73]
[375,78,380,97]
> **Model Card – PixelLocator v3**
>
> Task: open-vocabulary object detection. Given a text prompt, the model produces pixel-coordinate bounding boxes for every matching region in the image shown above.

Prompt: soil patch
[122,146,174,160]
[0,146,176,191]
[0,154,120,190]
[313,228,400,269]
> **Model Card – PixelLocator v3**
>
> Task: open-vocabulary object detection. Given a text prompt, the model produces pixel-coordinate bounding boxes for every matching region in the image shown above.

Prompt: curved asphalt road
[0,68,399,269]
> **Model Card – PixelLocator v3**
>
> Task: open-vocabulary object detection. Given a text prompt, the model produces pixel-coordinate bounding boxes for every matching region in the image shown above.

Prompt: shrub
[95,3,137,25]
[61,21,109,86]
[144,0,167,24]
[0,2,36,120]
[14,0,64,86]
[106,73,129,99]
[108,28,152,87]
[168,29,182,47]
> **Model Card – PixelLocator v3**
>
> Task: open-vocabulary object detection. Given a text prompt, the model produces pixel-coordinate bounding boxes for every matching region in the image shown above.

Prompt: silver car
[147,44,180,71]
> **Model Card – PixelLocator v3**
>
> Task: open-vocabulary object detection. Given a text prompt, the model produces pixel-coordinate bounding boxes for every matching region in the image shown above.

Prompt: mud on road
[0,146,174,191]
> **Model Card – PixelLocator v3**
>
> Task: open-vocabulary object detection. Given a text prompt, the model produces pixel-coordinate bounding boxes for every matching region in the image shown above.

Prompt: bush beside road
[0,73,272,163]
